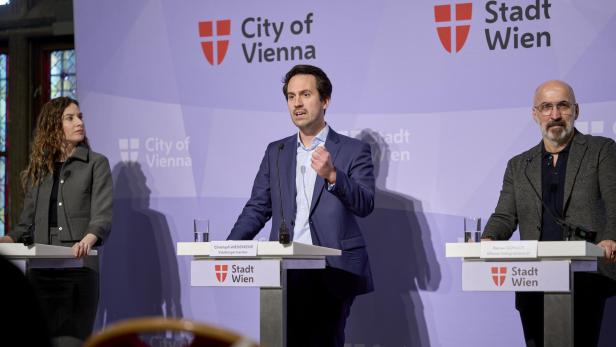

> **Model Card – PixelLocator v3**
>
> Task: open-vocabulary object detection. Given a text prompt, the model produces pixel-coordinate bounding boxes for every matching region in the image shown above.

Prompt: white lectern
[446,241,604,347]
[0,243,97,272]
[176,241,341,347]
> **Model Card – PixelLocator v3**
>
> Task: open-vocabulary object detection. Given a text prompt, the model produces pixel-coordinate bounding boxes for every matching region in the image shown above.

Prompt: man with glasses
[482,80,616,346]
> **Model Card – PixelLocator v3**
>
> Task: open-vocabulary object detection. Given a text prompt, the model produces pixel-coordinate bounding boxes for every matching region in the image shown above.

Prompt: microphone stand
[524,156,597,242]
[276,143,290,244]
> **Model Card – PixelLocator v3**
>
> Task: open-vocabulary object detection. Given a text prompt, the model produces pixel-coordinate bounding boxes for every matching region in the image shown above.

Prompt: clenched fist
[311,145,336,184]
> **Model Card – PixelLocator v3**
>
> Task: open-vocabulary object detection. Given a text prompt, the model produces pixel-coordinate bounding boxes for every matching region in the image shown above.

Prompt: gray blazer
[9,145,113,247]
[483,130,616,279]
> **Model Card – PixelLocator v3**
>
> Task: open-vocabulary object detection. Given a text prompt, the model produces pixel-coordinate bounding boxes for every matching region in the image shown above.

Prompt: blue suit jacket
[228,128,375,295]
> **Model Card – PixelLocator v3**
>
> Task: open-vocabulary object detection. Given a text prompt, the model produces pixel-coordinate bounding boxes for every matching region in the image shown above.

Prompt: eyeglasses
[533,101,575,116]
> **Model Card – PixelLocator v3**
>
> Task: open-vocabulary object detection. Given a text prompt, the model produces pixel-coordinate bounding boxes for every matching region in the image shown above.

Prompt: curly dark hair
[21,97,89,189]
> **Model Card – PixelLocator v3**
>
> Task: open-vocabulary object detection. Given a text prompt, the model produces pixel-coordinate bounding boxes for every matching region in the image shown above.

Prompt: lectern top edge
[0,243,98,258]
[176,241,341,257]
[445,241,604,259]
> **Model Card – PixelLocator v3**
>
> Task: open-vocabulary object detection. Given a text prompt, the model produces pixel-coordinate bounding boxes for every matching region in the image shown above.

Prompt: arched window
[49,49,77,99]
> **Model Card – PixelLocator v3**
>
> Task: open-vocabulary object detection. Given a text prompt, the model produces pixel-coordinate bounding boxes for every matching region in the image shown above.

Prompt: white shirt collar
[297,124,329,150]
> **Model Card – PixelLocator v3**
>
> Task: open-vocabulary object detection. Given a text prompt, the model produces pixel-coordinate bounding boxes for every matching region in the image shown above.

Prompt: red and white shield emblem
[199,19,231,65]
[215,264,229,282]
[491,266,507,286]
[434,3,472,53]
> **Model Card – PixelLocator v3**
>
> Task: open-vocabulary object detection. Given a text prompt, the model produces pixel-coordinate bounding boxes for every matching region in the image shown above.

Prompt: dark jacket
[9,145,113,247]
[483,130,616,279]
[228,128,375,296]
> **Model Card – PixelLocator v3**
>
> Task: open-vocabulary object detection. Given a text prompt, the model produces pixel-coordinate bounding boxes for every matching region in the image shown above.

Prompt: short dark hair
[282,64,332,101]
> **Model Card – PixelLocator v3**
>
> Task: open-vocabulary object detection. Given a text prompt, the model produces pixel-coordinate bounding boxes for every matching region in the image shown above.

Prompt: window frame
[0,45,8,235]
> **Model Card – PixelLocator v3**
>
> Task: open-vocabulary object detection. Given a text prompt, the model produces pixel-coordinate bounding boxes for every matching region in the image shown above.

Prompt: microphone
[524,156,597,242]
[300,165,310,206]
[276,143,290,244]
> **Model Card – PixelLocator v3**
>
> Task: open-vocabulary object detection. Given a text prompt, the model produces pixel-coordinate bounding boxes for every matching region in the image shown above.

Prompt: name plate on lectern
[210,241,258,257]
[480,240,538,259]
[191,259,281,287]
[462,261,570,292]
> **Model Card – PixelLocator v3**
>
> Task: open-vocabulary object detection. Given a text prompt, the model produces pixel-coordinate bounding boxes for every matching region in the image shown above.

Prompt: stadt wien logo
[434,3,472,53]
[199,19,231,65]
[215,264,229,283]
[491,266,507,287]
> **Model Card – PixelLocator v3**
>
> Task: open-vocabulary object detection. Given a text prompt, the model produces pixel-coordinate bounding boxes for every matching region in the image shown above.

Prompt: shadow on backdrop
[346,129,441,347]
[95,162,183,329]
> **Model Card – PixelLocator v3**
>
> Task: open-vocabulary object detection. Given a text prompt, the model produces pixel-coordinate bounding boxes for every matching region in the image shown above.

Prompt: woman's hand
[0,235,14,243]
[72,233,98,259]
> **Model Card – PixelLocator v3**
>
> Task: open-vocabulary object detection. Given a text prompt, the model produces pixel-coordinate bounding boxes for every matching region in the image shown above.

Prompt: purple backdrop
[74,0,616,346]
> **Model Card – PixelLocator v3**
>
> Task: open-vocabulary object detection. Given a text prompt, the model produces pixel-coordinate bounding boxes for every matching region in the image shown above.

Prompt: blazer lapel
[282,136,297,221]
[527,143,543,223]
[563,133,587,212]
[310,129,341,215]
[36,175,54,244]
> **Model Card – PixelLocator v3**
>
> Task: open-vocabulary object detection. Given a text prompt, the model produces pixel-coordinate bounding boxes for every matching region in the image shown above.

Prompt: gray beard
[541,122,574,146]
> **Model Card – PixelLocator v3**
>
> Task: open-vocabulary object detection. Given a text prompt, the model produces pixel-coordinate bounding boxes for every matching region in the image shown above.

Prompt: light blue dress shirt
[293,125,330,244]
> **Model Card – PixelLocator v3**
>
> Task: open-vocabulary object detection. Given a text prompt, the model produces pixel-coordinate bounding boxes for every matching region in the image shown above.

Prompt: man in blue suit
[228,64,375,346]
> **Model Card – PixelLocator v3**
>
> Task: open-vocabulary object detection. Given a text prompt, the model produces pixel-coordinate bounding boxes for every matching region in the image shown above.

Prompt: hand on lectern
[72,233,98,259]
[0,235,14,243]
[598,240,616,263]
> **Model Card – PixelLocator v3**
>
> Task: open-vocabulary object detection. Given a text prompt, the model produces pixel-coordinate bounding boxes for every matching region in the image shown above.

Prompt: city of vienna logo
[215,264,229,283]
[491,266,507,286]
[119,138,139,162]
[434,3,472,53]
[199,19,231,65]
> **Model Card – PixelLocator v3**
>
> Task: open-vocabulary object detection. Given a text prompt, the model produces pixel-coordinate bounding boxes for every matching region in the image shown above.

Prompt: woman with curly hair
[1,96,112,346]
